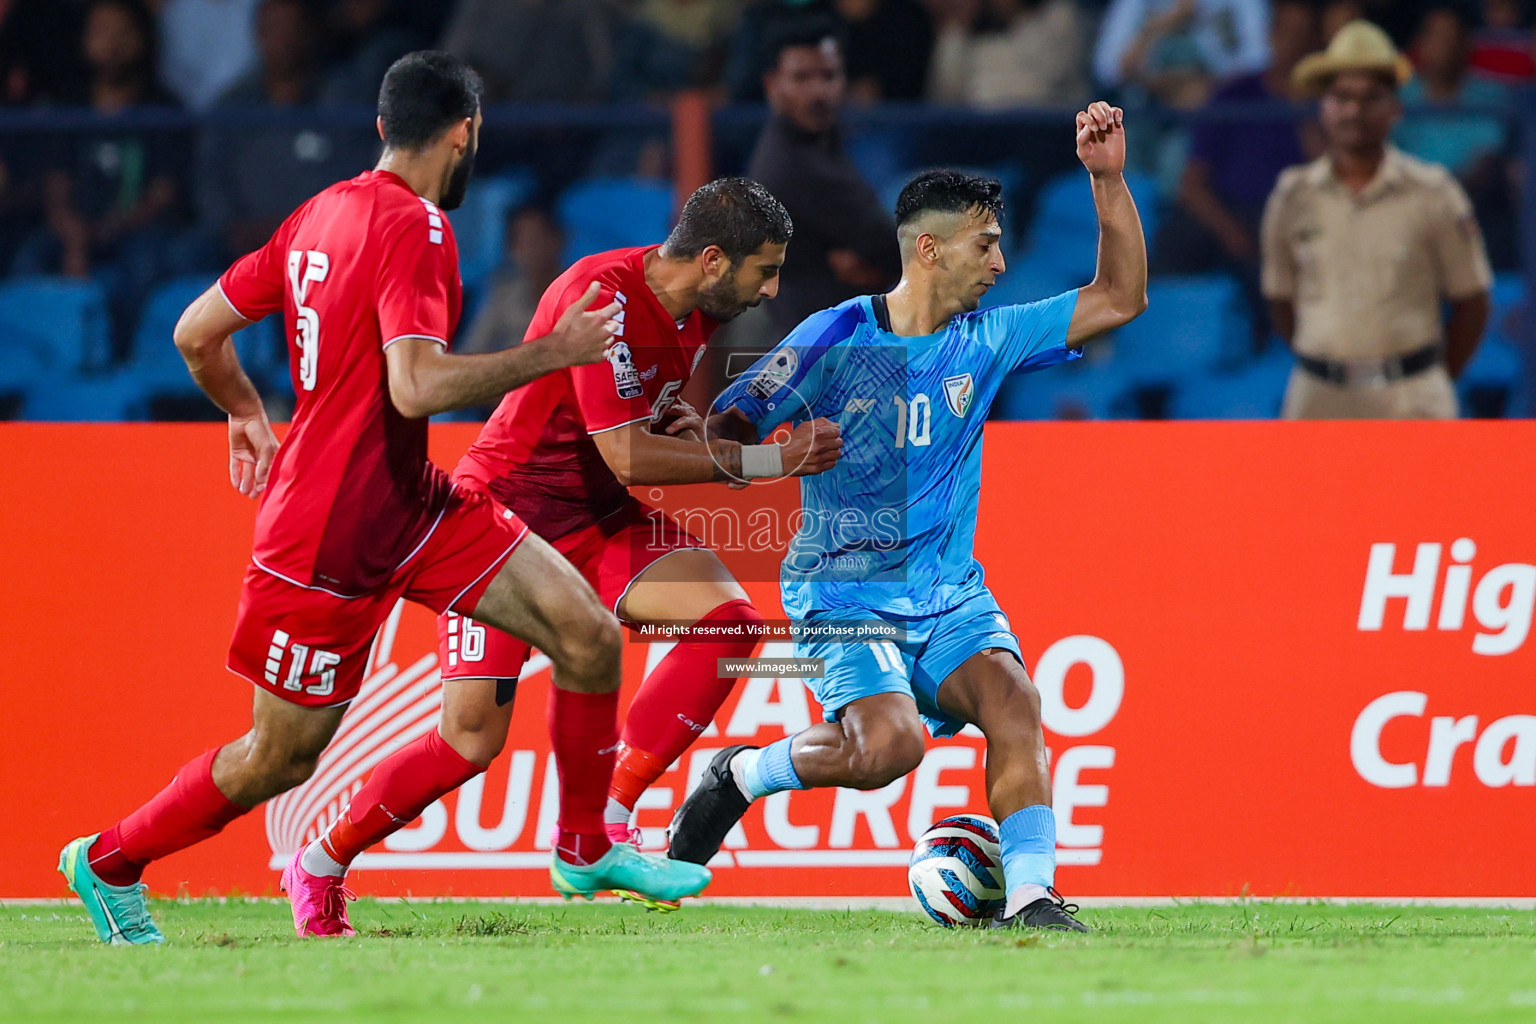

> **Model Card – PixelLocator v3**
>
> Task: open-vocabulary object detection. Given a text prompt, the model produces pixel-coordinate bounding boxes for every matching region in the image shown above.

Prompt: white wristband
[739,443,784,479]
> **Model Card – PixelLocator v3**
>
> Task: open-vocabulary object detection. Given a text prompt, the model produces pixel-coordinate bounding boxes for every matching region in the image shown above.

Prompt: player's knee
[551,609,622,686]
[847,723,926,789]
[976,669,1043,735]
[440,712,507,768]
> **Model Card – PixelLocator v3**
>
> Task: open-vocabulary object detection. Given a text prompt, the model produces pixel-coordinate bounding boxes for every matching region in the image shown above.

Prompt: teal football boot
[58,835,165,945]
[549,843,710,904]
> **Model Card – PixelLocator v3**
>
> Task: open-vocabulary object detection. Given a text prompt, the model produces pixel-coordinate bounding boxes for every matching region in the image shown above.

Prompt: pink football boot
[280,850,357,937]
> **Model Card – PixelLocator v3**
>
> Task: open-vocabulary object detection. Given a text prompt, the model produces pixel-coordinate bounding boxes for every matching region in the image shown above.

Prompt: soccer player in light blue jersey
[668,102,1147,931]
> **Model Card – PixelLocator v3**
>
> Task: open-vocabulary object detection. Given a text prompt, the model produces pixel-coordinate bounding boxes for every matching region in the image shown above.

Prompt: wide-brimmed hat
[1292,20,1412,94]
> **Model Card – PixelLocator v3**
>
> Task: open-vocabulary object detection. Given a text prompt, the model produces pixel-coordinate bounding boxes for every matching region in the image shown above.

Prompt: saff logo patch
[609,341,643,399]
[746,347,799,401]
[943,373,974,418]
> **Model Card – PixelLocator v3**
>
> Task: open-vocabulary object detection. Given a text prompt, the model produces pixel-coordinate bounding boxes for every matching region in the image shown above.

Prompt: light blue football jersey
[714,290,1080,619]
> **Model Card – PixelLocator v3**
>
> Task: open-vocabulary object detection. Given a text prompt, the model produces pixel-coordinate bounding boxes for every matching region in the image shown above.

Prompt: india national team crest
[943,373,975,418]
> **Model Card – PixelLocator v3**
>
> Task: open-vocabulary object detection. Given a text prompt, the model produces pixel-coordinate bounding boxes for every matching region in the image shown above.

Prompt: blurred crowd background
[0,0,1529,421]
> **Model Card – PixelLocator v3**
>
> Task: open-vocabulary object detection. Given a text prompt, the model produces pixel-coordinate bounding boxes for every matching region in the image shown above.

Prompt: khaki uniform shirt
[1260,145,1492,362]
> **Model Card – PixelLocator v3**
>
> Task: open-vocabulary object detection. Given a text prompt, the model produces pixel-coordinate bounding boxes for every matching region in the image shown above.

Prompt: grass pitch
[4,899,1536,1023]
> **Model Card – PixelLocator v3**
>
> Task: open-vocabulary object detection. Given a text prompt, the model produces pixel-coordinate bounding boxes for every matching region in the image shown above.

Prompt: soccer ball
[907,814,1006,927]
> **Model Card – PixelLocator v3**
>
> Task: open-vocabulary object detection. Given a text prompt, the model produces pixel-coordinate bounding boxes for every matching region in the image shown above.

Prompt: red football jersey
[219,170,462,596]
[457,246,716,538]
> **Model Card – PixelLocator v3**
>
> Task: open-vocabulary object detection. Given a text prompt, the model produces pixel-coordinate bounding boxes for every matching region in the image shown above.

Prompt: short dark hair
[762,13,845,71]
[378,51,482,151]
[664,178,793,264]
[895,170,1005,228]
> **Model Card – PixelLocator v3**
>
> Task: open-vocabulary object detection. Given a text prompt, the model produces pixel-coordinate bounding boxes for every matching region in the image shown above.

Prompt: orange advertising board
[2,422,1534,899]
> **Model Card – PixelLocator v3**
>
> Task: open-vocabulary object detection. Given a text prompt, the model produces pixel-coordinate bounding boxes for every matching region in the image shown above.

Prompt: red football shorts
[437,498,703,682]
[228,487,530,707]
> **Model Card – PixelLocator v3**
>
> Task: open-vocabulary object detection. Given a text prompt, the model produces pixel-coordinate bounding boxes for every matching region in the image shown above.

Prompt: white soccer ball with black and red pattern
[908,814,1007,927]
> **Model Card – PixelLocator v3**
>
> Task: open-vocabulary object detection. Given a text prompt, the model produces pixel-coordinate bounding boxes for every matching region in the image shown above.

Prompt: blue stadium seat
[130,276,218,392]
[984,259,1076,309]
[22,374,143,422]
[0,275,111,371]
[0,343,51,394]
[450,170,537,288]
[1113,275,1248,384]
[994,359,1136,420]
[1168,346,1292,419]
[557,177,674,266]
[1459,274,1527,417]
[1017,169,1160,281]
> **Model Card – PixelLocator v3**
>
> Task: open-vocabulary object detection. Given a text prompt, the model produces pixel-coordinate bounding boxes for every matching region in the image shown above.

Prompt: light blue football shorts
[793,588,1023,738]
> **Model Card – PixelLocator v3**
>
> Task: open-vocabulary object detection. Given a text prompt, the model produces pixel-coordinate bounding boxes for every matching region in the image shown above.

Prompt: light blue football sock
[998,805,1056,908]
[733,736,805,800]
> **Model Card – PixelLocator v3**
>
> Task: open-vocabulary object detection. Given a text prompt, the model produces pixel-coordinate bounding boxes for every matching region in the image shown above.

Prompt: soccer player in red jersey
[57,52,710,945]
[301,179,843,907]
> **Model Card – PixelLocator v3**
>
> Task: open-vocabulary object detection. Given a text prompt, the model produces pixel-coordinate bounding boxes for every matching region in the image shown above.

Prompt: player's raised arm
[1065,102,1149,348]
[384,281,619,419]
[173,284,277,498]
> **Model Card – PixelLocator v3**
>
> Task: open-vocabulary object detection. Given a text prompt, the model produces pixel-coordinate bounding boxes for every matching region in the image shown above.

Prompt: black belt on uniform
[1294,342,1441,387]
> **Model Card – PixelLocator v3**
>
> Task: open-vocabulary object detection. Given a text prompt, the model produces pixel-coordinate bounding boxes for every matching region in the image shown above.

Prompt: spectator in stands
[1261,20,1492,418]
[14,0,189,357]
[315,0,423,106]
[460,205,567,355]
[745,16,901,342]
[1469,0,1534,80]
[197,0,375,261]
[1396,1,1519,266]
[927,0,1091,108]
[157,0,260,111]
[727,0,935,103]
[1094,0,1270,105]
[835,0,934,101]
[0,0,92,104]
[439,0,614,103]
[1153,0,1319,341]
[612,0,741,99]
[1395,2,1509,175]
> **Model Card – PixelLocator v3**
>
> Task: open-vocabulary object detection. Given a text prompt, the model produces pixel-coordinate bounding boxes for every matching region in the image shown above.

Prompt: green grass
[4,900,1536,1023]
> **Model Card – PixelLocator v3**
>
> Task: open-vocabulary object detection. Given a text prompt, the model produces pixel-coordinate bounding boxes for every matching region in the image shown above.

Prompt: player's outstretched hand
[229,410,278,498]
[1075,101,1125,178]
[551,281,622,367]
[781,417,843,477]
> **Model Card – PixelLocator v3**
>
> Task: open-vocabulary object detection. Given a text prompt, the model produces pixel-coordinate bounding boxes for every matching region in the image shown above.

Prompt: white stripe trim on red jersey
[215,280,259,323]
[447,523,532,613]
[393,497,452,574]
[381,334,447,351]
[586,413,653,436]
[250,498,451,601]
[250,557,367,600]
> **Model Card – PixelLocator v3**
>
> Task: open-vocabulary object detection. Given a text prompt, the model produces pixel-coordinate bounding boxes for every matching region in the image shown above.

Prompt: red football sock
[548,686,619,865]
[320,729,481,867]
[612,600,762,812]
[88,746,247,886]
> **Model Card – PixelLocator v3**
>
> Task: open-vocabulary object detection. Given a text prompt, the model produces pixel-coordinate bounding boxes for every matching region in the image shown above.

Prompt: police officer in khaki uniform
[1261,20,1492,419]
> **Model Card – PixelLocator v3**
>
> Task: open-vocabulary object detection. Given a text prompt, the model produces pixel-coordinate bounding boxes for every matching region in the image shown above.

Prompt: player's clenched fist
[1075,101,1125,178]
[549,281,622,367]
[782,417,843,477]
